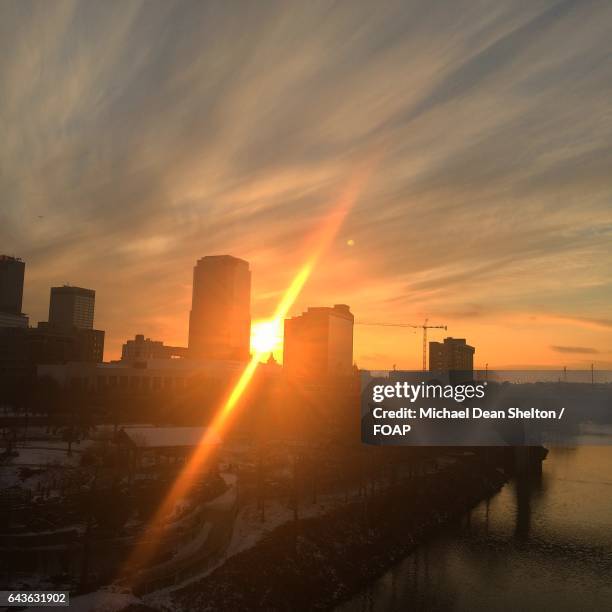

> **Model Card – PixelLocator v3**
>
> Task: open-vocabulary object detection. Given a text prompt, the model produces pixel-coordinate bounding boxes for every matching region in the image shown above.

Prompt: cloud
[550,345,600,355]
[542,315,612,330]
[0,0,610,363]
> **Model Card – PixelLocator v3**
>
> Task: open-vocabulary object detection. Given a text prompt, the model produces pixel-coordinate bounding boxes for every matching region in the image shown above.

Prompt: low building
[34,323,104,362]
[37,356,280,392]
[0,325,104,383]
[0,311,28,329]
[117,426,221,483]
[38,360,195,392]
[121,334,187,362]
[429,337,475,382]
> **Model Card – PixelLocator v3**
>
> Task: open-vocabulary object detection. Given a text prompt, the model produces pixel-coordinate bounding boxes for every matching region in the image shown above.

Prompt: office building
[0,255,28,328]
[284,304,354,379]
[42,285,103,363]
[49,285,95,330]
[33,324,104,363]
[121,334,187,362]
[0,311,29,329]
[0,325,104,383]
[429,337,475,379]
[188,256,251,361]
[0,255,25,315]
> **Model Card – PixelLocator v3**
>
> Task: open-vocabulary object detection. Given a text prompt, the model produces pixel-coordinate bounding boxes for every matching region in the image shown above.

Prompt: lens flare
[120,160,377,587]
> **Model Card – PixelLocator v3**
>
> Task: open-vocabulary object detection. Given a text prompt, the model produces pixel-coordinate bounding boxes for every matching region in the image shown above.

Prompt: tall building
[48,285,95,330]
[188,256,251,361]
[0,255,25,314]
[0,255,28,328]
[283,304,354,379]
[429,337,475,380]
[36,285,103,364]
[121,334,187,362]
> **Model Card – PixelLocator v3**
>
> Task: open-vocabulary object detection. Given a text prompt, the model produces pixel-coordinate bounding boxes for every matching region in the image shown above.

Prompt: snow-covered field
[52,588,141,612]
[7,439,363,612]
[0,440,89,490]
[144,482,354,612]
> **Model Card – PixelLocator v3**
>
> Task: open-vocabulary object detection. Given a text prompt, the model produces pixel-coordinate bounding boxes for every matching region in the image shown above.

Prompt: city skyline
[2,1,611,369]
[2,255,612,370]
[4,251,611,372]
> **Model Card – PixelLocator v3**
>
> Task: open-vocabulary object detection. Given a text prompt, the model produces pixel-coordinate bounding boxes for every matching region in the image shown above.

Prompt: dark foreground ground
[168,450,520,611]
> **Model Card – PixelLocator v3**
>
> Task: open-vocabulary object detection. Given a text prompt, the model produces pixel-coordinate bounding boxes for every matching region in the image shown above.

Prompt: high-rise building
[39,285,103,364]
[429,337,475,380]
[188,256,251,361]
[0,255,28,328]
[48,286,95,330]
[283,304,354,379]
[0,255,25,314]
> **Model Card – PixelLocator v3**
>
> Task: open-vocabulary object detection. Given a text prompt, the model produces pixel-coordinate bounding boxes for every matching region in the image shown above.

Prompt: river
[337,444,612,611]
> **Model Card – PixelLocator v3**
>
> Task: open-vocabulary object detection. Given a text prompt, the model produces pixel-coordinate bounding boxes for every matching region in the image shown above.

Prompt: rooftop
[119,426,220,449]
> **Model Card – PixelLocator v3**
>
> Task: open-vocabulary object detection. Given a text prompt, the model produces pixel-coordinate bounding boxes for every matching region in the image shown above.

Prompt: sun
[250,319,283,358]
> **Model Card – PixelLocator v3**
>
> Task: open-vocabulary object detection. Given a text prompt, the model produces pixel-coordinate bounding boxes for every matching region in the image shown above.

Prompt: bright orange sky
[2,1,611,370]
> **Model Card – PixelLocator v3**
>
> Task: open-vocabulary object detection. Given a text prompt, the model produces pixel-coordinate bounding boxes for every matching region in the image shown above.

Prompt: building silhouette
[188,256,251,361]
[35,285,104,363]
[48,285,95,330]
[121,334,187,362]
[429,337,474,381]
[0,255,28,328]
[38,349,282,393]
[0,324,105,383]
[0,267,103,385]
[284,304,354,379]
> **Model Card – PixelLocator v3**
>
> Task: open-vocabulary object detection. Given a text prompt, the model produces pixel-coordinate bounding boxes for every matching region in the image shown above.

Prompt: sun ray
[120,160,376,585]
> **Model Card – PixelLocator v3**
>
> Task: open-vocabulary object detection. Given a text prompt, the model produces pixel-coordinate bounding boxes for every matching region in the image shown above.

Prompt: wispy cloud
[1,0,611,365]
[551,345,600,355]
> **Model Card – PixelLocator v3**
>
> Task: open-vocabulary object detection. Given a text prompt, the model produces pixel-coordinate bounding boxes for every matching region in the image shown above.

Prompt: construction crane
[355,318,447,371]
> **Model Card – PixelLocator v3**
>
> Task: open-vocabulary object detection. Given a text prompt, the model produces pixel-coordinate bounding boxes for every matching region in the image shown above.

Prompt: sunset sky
[1,0,611,369]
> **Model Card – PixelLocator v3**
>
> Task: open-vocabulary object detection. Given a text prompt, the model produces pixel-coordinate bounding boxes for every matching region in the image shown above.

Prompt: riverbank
[170,450,520,611]
[339,444,612,612]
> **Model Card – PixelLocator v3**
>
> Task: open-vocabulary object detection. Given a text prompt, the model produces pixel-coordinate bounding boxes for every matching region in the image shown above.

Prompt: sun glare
[121,160,376,585]
[251,319,283,357]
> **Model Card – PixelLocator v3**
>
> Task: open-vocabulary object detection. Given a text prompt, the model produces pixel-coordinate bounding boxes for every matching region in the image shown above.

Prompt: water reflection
[513,459,544,540]
[338,445,612,611]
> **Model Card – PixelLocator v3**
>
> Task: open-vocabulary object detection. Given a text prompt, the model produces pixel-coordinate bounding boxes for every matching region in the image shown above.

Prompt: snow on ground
[144,484,354,610]
[7,446,81,466]
[225,491,342,558]
[0,440,93,490]
[204,473,237,511]
[54,588,140,612]
[172,523,212,563]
